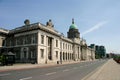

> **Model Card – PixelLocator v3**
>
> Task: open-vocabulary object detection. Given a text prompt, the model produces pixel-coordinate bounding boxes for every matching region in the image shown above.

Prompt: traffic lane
[30,60,107,80]
[0,59,104,74]
[0,60,107,80]
[0,59,107,80]
[0,64,69,80]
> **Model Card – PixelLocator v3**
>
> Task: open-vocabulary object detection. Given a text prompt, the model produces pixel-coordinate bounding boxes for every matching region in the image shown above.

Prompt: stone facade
[0,19,95,64]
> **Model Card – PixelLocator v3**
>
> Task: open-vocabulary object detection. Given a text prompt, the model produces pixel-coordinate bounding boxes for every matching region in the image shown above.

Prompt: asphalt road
[0,59,108,80]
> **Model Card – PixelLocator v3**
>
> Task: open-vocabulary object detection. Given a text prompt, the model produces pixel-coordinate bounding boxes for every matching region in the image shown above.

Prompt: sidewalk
[83,59,120,80]
[0,60,81,72]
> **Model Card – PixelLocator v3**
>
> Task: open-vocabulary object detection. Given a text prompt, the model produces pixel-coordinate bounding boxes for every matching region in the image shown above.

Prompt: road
[0,59,107,80]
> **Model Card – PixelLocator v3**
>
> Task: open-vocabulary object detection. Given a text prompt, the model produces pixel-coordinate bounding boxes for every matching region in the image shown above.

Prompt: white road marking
[0,73,11,77]
[63,69,69,72]
[56,66,66,68]
[45,72,56,75]
[55,67,60,68]
[19,77,32,80]
[84,64,89,66]
[73,67,77,69]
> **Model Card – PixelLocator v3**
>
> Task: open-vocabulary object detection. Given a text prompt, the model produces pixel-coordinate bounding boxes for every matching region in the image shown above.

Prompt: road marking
[80,66,83,67]
[55,67,60,68]
[19,77,32,80]
[45,72,56,75]
[63,69,69,72]
[84,65,88,66]
[0,73,11,77]
[73,67,77,69]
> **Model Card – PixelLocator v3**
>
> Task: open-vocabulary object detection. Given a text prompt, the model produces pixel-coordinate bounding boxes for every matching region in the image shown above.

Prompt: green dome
[69,23,78,29]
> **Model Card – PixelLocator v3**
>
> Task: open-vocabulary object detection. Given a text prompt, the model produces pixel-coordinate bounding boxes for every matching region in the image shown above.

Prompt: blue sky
[0,0,120,53]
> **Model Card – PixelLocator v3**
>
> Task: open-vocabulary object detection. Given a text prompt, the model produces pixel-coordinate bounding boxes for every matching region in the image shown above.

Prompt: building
[0,19,95,64]
[0,28,9,48]
[89,44,106,59]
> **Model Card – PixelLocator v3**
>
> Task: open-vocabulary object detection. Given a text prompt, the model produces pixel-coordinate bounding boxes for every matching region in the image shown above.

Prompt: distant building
[89,44,106,59]
[0,19,95,64]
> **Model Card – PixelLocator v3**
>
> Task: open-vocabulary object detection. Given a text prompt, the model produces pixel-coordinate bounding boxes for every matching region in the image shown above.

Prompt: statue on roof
[24,19,30,25]
[46,19,54,27]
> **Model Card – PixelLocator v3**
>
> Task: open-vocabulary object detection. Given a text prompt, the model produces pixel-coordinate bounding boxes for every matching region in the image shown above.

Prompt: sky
[0,0,120,53]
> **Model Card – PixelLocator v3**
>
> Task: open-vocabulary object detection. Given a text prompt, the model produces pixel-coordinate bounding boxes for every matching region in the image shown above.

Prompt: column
[52,38,54,61]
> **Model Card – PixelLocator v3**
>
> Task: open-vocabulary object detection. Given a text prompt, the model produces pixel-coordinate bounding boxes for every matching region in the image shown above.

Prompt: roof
[69,23,78,29]
[9,22,61,37]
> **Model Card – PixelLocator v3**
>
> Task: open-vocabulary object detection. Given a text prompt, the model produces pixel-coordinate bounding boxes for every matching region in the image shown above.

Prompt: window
[66,44,67,49]
[40,49,44,58]
[25,36,27,44]
[41,35,44,44]
[10,40,12,46]
[56,40,58,47]
[3,40,6,46]
[23,38,25,44]
[56,51,58,58]
[68,45,69,50]
[16,39,18,45]
[48,38,50,46]
[48,37,52,46]
[63,43,64,49]
[31,51,36,58]
[31,34,36,44]
[22,35,28,44]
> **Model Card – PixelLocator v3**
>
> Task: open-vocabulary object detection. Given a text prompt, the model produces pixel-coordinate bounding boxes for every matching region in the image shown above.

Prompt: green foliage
[0,55,5,63]
[113,55,120,63]
[113,55,120,60]
[95,54,101,59]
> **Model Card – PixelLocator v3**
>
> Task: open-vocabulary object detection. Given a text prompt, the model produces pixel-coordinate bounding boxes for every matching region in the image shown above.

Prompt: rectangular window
[33,35,35,43]
[31,51,36,58]
[70,45,71,50]
[3,40,6,46]
[48,38,50,46]
[41,35,44,44]
[10,40,12,46]
[24,36,27,44]
[63,43,64,49]
[66,44,67,49]
[56,51,58,59]
[56,40,58,47]
[40,49,44,58]
[23,38,25,44]
[48,37,52,46]
[16,39,18,45]
[31,34,36,44]
[68,45,69,50]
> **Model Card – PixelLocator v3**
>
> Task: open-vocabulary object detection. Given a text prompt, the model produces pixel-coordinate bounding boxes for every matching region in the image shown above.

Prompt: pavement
[0,60,82,72]
[83,59,120,80]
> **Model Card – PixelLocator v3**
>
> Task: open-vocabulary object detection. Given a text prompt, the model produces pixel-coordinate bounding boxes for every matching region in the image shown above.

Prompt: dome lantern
[69,18,78,29]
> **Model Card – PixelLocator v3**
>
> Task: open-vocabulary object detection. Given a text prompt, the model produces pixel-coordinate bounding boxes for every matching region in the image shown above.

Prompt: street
[0,60,107,80]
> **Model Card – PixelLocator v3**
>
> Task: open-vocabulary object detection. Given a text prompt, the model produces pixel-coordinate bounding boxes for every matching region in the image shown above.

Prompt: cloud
[81,21,108,36]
